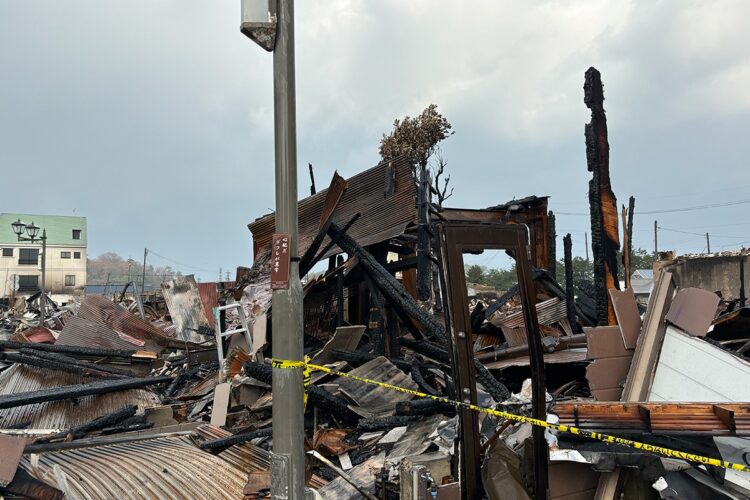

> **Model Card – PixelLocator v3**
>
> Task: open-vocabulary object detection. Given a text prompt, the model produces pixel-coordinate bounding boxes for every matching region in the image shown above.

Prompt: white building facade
[0,213,87,297]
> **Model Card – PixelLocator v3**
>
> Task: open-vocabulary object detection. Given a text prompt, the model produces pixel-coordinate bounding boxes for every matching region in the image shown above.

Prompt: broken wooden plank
[0,376,171,410]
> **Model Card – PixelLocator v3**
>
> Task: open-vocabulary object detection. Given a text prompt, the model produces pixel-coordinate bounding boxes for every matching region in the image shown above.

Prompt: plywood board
[665,287,720,337]
[609,288,642,348]
[210,382,231,426]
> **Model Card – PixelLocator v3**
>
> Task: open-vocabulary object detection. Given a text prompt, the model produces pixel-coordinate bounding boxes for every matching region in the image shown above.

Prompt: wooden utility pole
[548,211,557,277]
[654,221,658,259]
[585,232,590,261]
[706,233,711,253]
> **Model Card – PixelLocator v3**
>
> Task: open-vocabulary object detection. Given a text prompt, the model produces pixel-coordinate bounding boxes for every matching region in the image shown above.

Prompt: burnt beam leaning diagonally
[584,67,621,325]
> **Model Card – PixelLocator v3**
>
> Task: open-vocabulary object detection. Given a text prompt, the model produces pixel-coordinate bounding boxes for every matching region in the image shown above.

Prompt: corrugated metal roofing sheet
[20,434,248,499]
[248,157,417,259]
[491,298,567,329]
[196,282,219,329]
[77,296,197,349]
[56,316,162,352]
[0,365,159,429]
[192,424,328,490]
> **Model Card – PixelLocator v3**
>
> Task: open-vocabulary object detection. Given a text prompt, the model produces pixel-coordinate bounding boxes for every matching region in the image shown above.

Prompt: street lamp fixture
[10,219,48,326]
[11,219,25,237]
[25,222,40,240]
[241,0,277,51]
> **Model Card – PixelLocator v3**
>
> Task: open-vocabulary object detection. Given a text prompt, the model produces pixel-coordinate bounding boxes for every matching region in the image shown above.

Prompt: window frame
[1,248,12,257]
[64,275,76,287]
[18,248,39,265]
[74,251,81,259]
[18,275,39,291]
[61,251,71,259]
[72,229,82,240]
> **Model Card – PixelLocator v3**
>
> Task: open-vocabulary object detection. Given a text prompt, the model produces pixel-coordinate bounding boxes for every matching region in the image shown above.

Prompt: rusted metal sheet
[248,156,418,260]
[77,296,194,349]
[584,67,621,325]
[0,365,159,429]
[0,434,24,487]
[196,282,219,329]
[56,316,162,353]
[162,275,213,343]
[20,434,249,499]
[484,348,588,370]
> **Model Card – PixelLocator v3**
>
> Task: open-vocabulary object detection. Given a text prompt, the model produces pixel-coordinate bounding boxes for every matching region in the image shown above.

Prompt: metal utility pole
[706,233,711,253]
[141,248,148,294]
[241,1,305,497]
[654,221,658,259]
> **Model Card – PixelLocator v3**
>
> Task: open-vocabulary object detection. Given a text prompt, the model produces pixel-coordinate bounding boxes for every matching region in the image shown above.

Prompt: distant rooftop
[632,269,653,280]
[0,213,87,246]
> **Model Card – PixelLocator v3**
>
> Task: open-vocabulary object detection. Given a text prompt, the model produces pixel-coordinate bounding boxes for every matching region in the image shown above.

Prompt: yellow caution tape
[272,357,312,410]
[269,358,750,473]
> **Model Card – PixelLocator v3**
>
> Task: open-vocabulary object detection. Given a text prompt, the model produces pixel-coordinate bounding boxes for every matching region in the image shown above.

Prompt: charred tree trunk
[584,67,620,325]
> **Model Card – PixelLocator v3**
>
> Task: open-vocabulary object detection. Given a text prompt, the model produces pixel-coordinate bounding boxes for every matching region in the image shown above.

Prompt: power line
[657,226,747,239]
[556,197,750,216]
[146,248,213,273]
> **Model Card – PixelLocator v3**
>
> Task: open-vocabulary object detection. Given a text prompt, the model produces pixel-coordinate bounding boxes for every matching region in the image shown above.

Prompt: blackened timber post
[564,234,578,333]
[548,210,557,278]
[417,163,432,301]
[584,66,621,326]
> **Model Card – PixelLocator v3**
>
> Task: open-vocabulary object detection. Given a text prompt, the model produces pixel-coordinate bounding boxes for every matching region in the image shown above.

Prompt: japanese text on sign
[270,233,291,289]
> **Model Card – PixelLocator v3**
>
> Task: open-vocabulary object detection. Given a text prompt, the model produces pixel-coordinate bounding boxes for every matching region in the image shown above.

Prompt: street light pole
[240,1,304,497]
[271,0,305,497]
[40,229,47,326]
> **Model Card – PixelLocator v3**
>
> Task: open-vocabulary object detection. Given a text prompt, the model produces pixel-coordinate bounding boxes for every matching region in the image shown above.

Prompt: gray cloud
[2,0,749,279]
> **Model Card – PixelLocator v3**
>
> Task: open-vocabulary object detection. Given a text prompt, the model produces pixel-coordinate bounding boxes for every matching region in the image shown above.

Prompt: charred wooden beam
[308,163,316,195]
[356,415,420,431]
[308,213,361,267]
[396,398,455,417]
[18,348,135,377]
[364,275,386,355]
[0,352,124,379]
[384,256,419,273]
[417,164,432,301]
[243,361,358,421]
[327,222,447,343]
[199,427,274,451]
[0,376,171,409]
[626,196,635,288]
[34,405,137,444]
[473,358,510,402]
[398,337,449,364]
[563,234,578,333]
[547,210,557,278]
[0,339,139,359]
[584,67,621,325]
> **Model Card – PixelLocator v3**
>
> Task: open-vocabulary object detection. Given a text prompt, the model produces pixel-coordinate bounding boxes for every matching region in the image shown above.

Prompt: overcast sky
[2,1,749,280]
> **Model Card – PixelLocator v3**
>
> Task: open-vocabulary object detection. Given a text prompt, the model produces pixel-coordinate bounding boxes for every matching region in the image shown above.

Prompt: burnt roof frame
[437,221,547,499]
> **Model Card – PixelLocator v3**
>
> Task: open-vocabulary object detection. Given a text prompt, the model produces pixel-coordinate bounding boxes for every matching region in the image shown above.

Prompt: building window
[18,248,39,265]
[72,229,81,240]
[61,251,71,259]
[18,275,39,292]
[2,248,12,257]
[74,251,81,259]
[65,275,76,286]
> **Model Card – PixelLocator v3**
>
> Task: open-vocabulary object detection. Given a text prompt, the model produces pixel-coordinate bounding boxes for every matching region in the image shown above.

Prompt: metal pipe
[271,0,305,498]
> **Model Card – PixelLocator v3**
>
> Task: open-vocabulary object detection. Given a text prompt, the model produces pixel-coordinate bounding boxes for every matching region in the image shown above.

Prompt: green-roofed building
[0,213,87,297]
